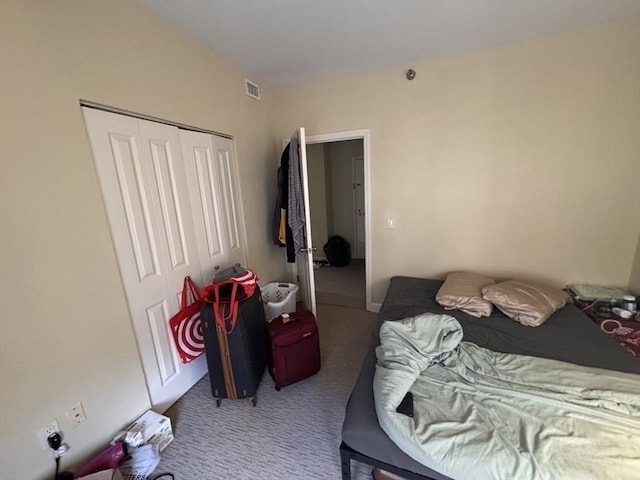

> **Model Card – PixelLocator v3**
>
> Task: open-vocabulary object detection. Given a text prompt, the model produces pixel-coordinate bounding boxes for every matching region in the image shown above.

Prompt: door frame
[305,129,373,312]
[351,155,365,259]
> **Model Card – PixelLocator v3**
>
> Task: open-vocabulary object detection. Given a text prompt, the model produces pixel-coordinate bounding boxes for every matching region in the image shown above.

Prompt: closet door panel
[108,131,161,281]
[138,119,207,407]
[83,109,206,412]
[180,130,229,281]
[217,149,239,250]
[139,122,192,272]
[146,300,179,385]
[196,148,226,258]
[213,135,246,267]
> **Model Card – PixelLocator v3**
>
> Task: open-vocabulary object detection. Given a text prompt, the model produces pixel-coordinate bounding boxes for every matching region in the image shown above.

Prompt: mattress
[341,276,640,480]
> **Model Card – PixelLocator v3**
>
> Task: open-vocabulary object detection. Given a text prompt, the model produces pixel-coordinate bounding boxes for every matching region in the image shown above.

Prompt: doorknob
[300,247,317,253]
[214,265,220,270]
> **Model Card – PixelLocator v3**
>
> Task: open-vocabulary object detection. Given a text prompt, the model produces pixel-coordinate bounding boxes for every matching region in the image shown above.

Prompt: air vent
[245,79,261,101]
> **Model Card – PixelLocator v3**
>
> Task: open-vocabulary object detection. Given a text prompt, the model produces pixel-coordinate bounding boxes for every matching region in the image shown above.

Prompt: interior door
[294,128,317,317]
[83,108,207,412]
[180,130,230,282]
[353,156,365,259]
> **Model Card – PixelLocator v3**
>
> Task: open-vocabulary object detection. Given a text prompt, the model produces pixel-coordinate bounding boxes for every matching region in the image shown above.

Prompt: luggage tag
[281,313,299,324]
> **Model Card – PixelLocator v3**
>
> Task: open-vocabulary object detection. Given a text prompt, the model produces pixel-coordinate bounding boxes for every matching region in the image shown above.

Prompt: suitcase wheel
[215,398,222,408]
[275,385,281,391]
[250,397,257,407]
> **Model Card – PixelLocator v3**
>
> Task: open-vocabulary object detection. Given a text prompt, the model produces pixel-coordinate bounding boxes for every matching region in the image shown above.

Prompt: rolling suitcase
[267,310,321,390]
[201,277,267,407]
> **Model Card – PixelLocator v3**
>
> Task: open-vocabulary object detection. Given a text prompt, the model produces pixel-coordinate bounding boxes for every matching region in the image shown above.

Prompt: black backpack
[323,235,351,267]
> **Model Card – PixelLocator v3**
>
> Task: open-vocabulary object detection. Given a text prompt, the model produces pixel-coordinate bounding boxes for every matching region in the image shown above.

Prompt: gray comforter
[374,312,640,480]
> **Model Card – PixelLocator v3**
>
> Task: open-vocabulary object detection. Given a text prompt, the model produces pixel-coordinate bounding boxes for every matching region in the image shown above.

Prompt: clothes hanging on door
[272,159,285,247]
[272,134,307,263]
[287,133,306,257]
[272,143,295,262]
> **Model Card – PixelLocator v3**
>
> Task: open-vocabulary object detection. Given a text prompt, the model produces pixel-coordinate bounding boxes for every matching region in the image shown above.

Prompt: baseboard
[367,302,381,313]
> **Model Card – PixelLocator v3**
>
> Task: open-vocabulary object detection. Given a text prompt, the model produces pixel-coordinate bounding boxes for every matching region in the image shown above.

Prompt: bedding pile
[374,313,640,480]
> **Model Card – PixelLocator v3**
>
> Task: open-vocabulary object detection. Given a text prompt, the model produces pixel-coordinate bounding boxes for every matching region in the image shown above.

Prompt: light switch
[386,218,395,229]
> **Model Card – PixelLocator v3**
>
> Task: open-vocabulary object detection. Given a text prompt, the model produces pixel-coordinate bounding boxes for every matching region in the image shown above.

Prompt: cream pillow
[436,272,495,318]
[481,280,570,327]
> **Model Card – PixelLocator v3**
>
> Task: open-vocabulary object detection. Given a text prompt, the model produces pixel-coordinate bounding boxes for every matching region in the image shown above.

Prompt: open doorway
[306,138,366,309]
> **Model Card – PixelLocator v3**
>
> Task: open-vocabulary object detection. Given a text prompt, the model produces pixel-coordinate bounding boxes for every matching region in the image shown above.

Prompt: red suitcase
[267,310,321,390]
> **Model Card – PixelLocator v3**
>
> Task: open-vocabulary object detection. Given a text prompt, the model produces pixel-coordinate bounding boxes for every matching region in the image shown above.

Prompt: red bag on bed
[169,276,205,363]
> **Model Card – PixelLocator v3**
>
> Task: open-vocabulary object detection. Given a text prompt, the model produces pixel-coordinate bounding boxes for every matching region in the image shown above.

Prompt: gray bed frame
[340,441,437,480]
[339,276,639,480]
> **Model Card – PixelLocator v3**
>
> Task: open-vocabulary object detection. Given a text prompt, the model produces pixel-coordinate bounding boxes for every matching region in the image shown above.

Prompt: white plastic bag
[118,445,160,480]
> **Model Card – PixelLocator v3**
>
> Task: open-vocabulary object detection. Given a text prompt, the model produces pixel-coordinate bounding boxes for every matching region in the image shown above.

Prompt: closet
[82,107,246,411]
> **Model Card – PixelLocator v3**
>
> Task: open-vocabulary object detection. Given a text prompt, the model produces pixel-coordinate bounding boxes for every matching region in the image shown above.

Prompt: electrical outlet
[67,402,86,426]
[39,419,59,449]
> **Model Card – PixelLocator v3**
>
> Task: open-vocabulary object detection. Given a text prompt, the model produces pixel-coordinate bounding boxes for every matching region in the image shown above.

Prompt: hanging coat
[287,134,306,257]
[273,143,295,262]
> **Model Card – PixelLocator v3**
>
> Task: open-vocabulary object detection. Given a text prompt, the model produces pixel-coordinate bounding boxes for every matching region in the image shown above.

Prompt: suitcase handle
[212,283,240,334]
[201,269,258,334]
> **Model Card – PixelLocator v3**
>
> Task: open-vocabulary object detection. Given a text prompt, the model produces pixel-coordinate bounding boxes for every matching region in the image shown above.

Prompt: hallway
[314,259,365,309]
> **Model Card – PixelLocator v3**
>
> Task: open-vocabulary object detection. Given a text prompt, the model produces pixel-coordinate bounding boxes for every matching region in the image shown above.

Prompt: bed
[340,276,640,480]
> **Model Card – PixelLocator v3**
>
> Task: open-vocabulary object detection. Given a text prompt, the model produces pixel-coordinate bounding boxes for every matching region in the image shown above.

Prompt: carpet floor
[156,302,378,479]
[314,259,365,309]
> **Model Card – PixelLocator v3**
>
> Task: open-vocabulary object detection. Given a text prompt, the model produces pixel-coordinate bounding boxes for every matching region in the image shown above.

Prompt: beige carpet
[155,302,378,479]
[314,259,365,309]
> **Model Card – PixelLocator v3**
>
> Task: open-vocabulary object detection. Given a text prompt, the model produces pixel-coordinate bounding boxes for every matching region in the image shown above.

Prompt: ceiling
[137,0,640,88]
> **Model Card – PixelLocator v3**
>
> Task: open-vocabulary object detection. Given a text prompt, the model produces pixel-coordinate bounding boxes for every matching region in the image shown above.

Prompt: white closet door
[83,108,206,412]
[212,135,247,268]
[180,130,230,282]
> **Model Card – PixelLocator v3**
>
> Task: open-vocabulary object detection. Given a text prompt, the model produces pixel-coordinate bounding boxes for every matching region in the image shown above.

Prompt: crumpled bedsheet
[374,313,640,480]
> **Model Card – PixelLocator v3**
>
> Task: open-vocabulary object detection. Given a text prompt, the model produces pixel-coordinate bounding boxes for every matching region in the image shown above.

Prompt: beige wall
[272,19,640,303]
[0,1,283,479]
[629,234,640,295]
[326,140,364,252]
